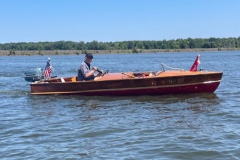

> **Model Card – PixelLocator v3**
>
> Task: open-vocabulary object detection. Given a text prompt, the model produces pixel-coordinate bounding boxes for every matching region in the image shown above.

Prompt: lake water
[0,51,239,159]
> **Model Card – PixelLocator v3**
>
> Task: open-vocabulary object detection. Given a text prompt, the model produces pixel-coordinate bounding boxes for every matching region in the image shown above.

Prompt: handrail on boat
[160,63,184,72]
[156,63,184,76]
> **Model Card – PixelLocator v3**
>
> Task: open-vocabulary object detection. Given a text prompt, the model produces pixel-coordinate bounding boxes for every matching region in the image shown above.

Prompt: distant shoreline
[0,48,239,56]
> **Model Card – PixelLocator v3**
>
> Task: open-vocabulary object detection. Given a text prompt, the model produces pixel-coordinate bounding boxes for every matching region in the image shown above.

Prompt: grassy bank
[0,48,239,56]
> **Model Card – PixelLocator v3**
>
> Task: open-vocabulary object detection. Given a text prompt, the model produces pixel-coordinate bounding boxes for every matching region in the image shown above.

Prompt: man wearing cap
[78,53,101,81]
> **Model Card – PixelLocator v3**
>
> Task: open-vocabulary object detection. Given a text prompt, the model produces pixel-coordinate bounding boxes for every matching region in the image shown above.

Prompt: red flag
[189,54,200,71]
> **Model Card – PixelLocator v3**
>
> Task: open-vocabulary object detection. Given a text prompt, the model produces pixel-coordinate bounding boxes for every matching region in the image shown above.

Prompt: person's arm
[84,68,97,78]
[80,64,98,78]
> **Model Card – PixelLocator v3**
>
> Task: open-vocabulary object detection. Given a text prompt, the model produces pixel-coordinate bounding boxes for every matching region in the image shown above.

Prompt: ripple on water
[1,52,240,159]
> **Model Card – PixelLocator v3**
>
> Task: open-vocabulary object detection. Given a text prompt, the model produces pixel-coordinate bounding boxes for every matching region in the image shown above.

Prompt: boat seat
[71,76,77,82]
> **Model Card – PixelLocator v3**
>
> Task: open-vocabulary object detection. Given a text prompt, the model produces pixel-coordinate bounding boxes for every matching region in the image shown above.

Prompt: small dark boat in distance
[24,68,44,82]
[24,68,57,82]
[30,55,223,96]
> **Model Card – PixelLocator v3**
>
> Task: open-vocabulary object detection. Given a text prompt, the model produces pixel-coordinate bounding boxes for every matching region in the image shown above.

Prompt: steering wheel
[97,69,109,76]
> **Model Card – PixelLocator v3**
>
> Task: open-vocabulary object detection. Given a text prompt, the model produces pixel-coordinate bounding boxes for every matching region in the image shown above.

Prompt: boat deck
[35,70,221,84]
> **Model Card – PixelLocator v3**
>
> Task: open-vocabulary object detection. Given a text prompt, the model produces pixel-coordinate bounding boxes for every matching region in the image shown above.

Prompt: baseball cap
[85,53,93,59]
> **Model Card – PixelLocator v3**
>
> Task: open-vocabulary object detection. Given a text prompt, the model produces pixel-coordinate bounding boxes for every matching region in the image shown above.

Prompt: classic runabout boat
[30,55,223,96]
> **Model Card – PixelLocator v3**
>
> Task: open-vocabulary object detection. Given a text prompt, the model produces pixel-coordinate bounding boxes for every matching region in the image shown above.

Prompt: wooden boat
[30,55,223,96]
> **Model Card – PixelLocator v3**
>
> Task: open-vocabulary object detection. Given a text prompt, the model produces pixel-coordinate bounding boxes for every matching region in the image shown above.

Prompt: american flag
[44,61,52,77]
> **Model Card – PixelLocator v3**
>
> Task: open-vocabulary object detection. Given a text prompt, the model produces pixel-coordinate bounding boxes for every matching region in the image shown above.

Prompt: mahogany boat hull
[30,71,223,96]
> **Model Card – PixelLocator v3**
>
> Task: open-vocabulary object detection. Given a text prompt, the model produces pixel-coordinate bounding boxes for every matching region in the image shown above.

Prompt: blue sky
[0,0,239,43]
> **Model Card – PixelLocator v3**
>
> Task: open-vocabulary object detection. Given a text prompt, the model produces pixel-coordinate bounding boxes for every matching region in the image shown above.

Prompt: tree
[136,41,143,49]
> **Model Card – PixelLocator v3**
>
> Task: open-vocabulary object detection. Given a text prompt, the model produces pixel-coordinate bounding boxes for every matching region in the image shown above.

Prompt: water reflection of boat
[24,68,44,82]
[30,55,223,96]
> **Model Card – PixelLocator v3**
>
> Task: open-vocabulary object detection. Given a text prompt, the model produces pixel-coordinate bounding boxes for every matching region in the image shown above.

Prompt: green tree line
[0,37,239,51]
